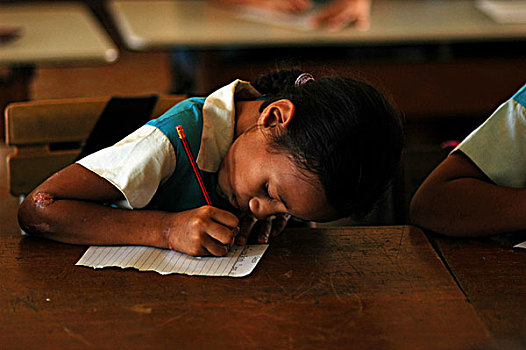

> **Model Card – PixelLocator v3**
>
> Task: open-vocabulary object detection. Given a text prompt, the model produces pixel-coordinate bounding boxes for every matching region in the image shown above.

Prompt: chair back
[5,95,186,196]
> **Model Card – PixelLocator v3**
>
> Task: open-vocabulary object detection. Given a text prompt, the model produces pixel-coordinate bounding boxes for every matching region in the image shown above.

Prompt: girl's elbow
[18,191,56,238]
[410,189,454,236]
[410,192,471,237]
[409,187,432,227]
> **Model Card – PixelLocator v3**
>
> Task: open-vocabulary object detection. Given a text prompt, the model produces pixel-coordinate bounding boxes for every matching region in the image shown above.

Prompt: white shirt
[77,79,261,209]
[455,84,526,188]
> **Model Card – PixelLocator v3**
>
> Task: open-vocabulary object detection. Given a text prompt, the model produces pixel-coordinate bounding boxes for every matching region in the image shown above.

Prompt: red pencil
[176,125,212,206]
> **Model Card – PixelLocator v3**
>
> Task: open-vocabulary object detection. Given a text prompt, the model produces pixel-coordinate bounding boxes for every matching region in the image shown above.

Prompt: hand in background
[212,0,313,14]
[312,0,371,31]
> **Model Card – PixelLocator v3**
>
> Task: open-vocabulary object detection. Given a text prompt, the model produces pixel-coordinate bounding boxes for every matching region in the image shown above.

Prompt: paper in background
[476,0,526,24]
[233,4,320,31]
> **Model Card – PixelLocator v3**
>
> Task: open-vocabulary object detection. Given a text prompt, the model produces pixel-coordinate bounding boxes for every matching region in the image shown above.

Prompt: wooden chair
[4,95,186,197]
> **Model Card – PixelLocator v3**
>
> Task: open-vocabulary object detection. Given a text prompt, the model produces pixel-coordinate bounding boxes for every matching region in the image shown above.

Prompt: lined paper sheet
[76,244,268,277]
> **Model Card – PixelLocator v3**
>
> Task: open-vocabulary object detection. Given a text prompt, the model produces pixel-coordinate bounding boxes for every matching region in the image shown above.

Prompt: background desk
[0,197,493,350]
[107,0,526,117]
[0,2,118,137]
[0,2,118,66]
[107,0,526,116]
[109,0,526,48]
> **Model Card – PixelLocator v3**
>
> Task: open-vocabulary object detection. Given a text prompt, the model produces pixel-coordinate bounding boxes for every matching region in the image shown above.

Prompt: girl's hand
[235,213,290,245]
[311,0,371,31]
[162,206,240,257]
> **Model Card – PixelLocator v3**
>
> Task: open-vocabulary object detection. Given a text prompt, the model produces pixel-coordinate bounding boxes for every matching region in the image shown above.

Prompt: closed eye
[265,183,290,210]
[264,183,273,200]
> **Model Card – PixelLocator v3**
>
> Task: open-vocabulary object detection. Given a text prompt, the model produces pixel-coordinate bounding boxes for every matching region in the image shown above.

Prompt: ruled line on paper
[76,244,268,277]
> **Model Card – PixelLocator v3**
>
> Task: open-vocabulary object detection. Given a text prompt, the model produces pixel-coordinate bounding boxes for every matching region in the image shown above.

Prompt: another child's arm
[312,0,371,31]
[410,151,526,237]
[18,164,239,256]
[211,0,312,14]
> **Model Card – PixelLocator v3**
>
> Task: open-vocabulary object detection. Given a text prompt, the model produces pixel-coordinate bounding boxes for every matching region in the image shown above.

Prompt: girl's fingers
[202,234,230,257]
[236,214,258,246]
[208,206,239,229]
[232,213,291,246]
[270,215,289,237]
[235,214,291,245]
[206,220,239,246]
[256,217,273,244]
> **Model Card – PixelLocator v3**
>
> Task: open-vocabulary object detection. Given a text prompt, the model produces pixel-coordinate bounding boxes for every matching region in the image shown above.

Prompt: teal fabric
[145,98,233,213]
[512,84,526,109]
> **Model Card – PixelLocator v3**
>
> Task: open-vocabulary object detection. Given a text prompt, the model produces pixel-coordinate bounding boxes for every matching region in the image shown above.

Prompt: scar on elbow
[33,192,55,208]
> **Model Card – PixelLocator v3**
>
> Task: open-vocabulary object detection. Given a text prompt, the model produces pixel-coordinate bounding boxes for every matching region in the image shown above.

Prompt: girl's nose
[249,197,274,220]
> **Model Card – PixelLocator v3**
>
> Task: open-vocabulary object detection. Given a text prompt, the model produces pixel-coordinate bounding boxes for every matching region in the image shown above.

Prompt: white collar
[196,79,261,172]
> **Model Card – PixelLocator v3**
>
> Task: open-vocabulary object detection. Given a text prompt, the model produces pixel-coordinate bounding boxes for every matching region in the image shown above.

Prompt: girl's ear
[258,99,295,129]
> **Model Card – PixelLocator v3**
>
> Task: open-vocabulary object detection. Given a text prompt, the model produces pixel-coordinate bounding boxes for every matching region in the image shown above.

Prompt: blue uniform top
[77,79,260,214]
[145,97,233,212]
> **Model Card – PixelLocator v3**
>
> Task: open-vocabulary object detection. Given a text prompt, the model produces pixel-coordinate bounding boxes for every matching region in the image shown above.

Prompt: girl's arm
[410,152,526,237]
[18,164,239,256]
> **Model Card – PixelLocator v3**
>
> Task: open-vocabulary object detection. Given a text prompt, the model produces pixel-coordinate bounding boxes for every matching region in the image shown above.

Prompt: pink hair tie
[295,73,315,86]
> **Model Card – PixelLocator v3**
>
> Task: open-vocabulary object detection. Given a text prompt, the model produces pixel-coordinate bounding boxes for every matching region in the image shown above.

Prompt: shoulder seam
[512,84,526,109]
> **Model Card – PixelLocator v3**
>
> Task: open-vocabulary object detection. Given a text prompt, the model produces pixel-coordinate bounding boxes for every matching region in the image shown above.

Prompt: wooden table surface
[432,233,526,350]
[0,198,493,350]
[0,142,503,349]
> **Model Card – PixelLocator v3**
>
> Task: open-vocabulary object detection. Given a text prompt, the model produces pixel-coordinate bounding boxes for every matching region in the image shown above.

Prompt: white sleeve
[77,125,176,209]
[455,98,526,188]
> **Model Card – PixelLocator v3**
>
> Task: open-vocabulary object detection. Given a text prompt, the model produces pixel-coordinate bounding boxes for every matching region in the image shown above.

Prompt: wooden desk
[108,0,526,49]
[0,195,493,350]
[431,233,526,350]
[0,2,119,138]
[107,0,526,117]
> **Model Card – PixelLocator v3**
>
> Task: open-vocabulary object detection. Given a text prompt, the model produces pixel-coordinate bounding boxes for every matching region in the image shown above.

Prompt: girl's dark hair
[252,69,404,220]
